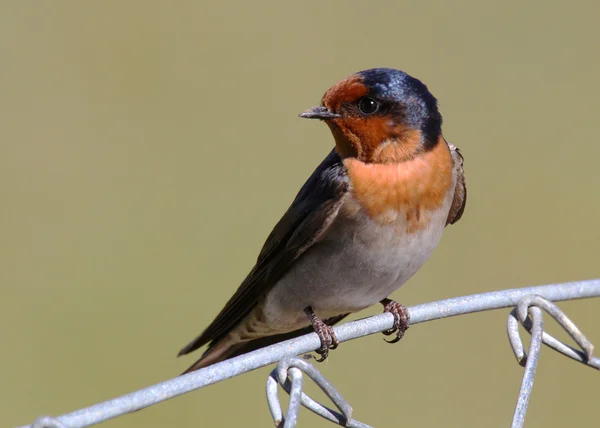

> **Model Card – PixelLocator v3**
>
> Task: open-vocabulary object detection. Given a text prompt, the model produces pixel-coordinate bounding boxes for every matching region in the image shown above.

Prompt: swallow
[178,68,466,373]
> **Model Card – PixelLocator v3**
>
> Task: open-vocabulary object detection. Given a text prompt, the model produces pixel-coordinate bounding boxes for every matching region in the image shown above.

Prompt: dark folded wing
[179,149,349,356]
[446,141,467,225]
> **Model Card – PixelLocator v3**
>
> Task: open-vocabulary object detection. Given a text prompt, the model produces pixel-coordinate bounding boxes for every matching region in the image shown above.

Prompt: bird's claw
[313,322,339,362]
[381,299,410,343]
[305,307,339,362]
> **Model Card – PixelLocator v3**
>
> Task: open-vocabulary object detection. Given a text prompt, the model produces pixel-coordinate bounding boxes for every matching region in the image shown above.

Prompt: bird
[178,68,466,374]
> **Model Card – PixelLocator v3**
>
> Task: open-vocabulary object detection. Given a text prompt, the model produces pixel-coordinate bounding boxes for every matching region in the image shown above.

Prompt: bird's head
[300,68,442,163]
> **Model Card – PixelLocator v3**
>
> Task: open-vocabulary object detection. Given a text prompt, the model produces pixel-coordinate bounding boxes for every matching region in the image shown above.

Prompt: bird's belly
[262,204,449,329]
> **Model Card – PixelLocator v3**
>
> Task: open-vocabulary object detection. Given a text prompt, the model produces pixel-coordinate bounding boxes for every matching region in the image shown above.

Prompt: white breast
[263,173,457,329]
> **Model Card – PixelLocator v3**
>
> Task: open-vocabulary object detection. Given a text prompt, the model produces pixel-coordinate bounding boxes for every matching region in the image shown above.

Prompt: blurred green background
[2,1,599,427]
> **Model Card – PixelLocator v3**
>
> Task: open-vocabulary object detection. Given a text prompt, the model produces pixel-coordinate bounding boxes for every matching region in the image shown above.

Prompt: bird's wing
[179,149,349,356]
[445,140,467,225]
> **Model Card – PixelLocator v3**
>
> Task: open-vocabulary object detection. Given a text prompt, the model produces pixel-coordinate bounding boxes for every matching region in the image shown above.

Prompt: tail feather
[180,340,246,374]
[179,313,349,375]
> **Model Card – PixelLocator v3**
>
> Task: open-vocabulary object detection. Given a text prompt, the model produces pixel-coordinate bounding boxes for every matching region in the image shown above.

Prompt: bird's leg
[380,298,410,344]
[304,307,339,362]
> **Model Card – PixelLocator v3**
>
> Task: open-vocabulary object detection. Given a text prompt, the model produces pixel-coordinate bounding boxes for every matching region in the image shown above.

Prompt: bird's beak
[299,106,342,120]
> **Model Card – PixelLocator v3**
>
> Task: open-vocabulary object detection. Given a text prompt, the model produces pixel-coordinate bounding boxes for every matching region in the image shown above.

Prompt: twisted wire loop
[507,294,599,428]
[266,356,373,428]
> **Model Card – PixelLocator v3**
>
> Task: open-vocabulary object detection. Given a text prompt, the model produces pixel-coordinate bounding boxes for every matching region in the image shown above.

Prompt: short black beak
[299,106,342,120]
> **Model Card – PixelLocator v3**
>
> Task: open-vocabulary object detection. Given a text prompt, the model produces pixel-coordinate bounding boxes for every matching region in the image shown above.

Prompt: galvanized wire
[506,294,599,428]
[509,304,544,428]
[507,295,599,369]
[21,278,600,428]
[266,356,372,428]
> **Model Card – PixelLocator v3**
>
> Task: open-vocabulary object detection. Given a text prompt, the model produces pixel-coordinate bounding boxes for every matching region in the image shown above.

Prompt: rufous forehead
[321,75,368,111]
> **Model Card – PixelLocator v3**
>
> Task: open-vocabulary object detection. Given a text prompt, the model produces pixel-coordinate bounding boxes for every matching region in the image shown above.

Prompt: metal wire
[509,305,544,428]
[506,294,599,428]
[31,417,67,428]
[507,295,599,369]
[20,279,600,428]
[266,356,372,428]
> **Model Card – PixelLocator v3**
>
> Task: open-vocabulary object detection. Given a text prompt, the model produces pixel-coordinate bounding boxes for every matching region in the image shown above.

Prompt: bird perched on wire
[178,68,466,373]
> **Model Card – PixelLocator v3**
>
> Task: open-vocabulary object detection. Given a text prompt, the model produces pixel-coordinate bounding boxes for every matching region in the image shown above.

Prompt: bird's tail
[180,337,244,374]
[179,314,349,375]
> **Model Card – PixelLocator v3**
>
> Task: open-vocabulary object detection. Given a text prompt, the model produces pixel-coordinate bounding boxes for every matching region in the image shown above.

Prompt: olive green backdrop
[2,1,599,427]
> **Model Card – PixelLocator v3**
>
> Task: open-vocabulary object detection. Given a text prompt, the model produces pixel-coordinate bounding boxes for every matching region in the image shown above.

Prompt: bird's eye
[357,97,379,115]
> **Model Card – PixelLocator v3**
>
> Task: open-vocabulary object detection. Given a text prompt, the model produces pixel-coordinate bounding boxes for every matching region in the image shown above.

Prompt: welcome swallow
[178,68,467,373]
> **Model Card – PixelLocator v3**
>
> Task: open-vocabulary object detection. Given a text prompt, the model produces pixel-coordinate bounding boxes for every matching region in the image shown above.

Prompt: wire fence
[22,279,600,428]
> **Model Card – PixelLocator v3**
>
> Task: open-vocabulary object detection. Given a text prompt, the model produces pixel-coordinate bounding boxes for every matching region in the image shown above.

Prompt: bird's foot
[304,307,339,362]
[380,298,410,344]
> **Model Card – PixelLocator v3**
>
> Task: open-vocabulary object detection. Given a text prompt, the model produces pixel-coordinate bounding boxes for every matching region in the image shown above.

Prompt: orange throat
[343,138,453,232]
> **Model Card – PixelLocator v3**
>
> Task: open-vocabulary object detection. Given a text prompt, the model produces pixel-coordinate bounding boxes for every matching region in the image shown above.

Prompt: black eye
[357,97,379,115]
